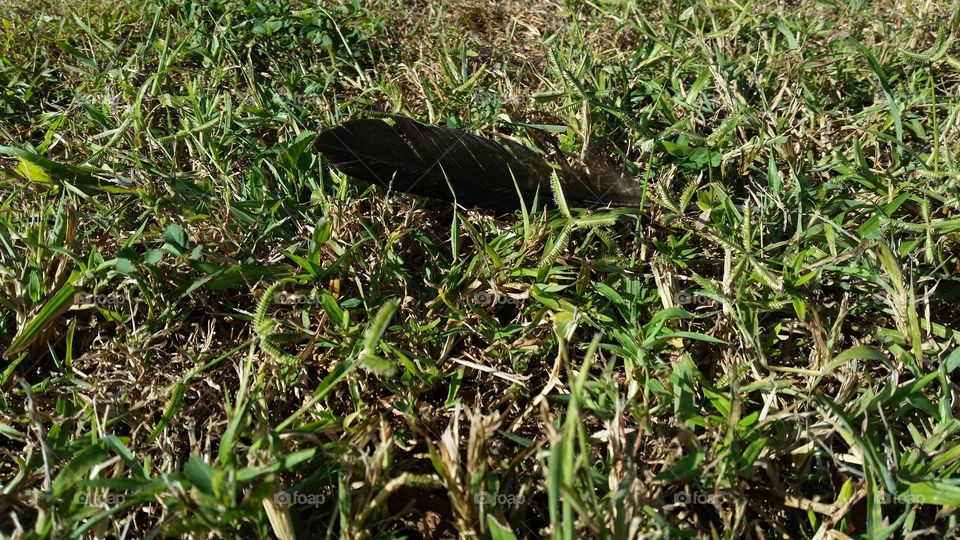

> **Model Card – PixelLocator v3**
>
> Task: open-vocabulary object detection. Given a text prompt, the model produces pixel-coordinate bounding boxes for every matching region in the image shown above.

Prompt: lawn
[1,0,959,538]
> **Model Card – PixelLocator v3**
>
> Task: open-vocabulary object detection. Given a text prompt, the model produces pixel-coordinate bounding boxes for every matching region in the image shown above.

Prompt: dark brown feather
[316,116,642,212]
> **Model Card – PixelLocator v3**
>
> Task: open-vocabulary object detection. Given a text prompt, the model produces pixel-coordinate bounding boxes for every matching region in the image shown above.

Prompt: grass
[1,0,959,537]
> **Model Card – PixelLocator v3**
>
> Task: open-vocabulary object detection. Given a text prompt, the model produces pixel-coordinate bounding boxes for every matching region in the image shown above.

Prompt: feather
[316,116,643,213]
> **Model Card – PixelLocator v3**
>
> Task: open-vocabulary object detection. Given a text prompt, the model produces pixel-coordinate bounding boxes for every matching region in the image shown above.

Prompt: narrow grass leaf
[5,274,79,357]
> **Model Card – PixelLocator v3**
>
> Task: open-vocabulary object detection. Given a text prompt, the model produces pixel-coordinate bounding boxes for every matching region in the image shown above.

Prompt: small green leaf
[53,444,110,498]
[184,458,214,495]
[944,347,960,374]
[14,158,52,185]
[487,516,518,540]
[904,481,960,506]
[163,224,189,254]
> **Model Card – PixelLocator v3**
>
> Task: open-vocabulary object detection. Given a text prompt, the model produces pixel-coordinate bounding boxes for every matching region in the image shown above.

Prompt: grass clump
[1,0,959,538]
